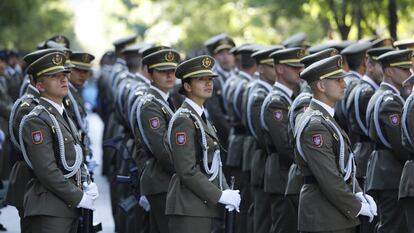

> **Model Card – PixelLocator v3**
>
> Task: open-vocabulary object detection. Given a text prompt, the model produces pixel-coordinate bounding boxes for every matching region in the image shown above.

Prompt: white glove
[225,204,236,212]
[139,195,151,212]
[355,192,377,216]
[218,189,241,212]
[364,194,377,216]
[357,202,374,222]
[83,182,99,200]
[77,193,96,211]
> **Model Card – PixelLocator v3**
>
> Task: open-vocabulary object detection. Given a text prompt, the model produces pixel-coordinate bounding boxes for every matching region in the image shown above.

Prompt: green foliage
[0,0,73,50]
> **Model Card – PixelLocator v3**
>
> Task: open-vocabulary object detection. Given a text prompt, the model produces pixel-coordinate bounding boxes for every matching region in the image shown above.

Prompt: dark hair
[240,53,256,69]
[345,53,365,71]
[179,78,191,95]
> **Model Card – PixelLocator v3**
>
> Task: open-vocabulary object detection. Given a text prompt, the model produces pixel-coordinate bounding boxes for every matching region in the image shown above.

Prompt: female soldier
[166,55,241,233]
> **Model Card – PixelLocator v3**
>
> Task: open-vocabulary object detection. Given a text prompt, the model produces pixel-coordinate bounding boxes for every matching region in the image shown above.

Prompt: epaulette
[309,114,323,123]
[30,105,46,116]
[383,94,395,102]
[360,83,374,94]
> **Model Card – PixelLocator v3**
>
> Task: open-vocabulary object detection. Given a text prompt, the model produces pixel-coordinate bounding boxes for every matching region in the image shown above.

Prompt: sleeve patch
[312,134,323,147]
[31,131,43,144]
[273,110,283,121]
[149,117,160,129]
[175,132,186,145]
[389,114,400,126]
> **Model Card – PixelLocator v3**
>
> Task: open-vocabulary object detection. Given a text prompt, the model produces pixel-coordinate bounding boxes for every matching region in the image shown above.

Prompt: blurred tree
[117,0,414,51]
[0,0,73,50]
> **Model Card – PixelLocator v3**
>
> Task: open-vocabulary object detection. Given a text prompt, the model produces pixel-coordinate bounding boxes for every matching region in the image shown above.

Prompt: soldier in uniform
[19,52,98,233]
[295,55,377,233]
[246,45,282,233]
[65,52,96,174]
[223,44,259,233]
[345,46,393,189]
[365,49,413,233]
[284,48,339,231]
[166,55,240,233]
[204,34,236,150]
[336,42,372,135]
[261,47,305,233]
[400,73,414,233]
[6,48,61,233]
[137,48,181,233]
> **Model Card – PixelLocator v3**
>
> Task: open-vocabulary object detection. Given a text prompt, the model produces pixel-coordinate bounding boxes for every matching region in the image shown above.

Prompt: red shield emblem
[176,132,186,145]
[389,114,400,126]
[32,131,43,144]
[312,134,323,147]
[273,110,283,121]
[149,117,160,129]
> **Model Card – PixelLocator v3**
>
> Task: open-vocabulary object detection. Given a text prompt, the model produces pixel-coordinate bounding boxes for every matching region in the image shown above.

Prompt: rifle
[225,176,236,233]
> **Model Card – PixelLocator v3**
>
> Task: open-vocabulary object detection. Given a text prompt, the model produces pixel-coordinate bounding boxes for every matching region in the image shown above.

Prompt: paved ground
[0,113,115,233]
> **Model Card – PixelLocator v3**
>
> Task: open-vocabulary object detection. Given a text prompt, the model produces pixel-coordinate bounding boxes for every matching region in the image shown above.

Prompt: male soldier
[6,48,61,233]
[65,52,96,174]
[345,46,393,189]
[400,73,414,233]
[296,55,377,233]
[204,34,236,150]
[223,44,259,233]
[284,48,339,230]
[336,41,372,134]
[138,49,181,233]
[66,52,94,131]
[365,50,413,233]
[20,52,98,233]
[261,47,304,233]
[245,45,281,233]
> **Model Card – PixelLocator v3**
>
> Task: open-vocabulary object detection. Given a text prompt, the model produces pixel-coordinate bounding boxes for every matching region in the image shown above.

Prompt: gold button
[64,138,68,141]
[203,201,207,204]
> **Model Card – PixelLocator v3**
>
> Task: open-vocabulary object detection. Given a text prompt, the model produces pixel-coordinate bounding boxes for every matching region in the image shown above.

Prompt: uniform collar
[116,58,126,66]
[150,85,169,101]
[362,75,379,90]
[312,98,335,117]
[41,97,65,115]
[238,70,253,81]
[69,82,78,92]
[213,63,233,78]
[184,98,204,117]
[28,84,40,94]
[274,82,293,98]
[135,72,151,85]
[258,79,273,92]
[348,70,363,79]
[381,82,400,95]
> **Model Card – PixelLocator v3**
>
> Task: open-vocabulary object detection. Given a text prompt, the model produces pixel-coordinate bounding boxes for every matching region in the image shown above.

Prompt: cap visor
[395,64,413,69]
[214,45,233,54]
[190,72,218,78]
[286,62,304,68]
[326,71,348,79]
[73,65,92,71]
[44,67,71,76]
[153,65,177,71]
